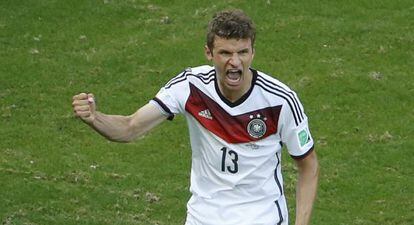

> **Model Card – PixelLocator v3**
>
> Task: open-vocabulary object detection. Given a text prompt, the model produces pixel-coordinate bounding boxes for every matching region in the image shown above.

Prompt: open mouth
[226,69,242,85]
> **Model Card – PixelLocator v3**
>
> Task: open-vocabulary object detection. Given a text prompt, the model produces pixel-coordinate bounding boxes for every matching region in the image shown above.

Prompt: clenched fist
[72,93,96,124]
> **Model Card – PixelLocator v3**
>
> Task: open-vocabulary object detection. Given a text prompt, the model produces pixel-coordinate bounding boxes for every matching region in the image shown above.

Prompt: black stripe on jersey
[275,200,284,225]
[274,153,283,196]
[165,69,215,89]
[198,69,216,78]
[256,82,300,126]
[257,75,304,118]
[165,70,188,88]
[152,97,174,120]
[256,75,304,125]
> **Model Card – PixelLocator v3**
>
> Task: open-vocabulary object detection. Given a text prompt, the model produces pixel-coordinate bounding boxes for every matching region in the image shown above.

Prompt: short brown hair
[206,9,256,50]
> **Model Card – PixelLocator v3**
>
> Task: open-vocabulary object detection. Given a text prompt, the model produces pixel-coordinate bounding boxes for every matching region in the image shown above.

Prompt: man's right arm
[72,93,168,142]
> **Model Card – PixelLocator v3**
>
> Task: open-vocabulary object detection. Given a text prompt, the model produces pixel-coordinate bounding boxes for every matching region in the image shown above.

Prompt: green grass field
[1,0,413,224]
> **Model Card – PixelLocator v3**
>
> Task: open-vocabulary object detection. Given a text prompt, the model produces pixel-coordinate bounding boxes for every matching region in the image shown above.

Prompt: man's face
[205,36,255,94]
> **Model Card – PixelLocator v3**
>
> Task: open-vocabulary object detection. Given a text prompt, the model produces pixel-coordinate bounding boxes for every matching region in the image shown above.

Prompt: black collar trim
[214,68,258,108]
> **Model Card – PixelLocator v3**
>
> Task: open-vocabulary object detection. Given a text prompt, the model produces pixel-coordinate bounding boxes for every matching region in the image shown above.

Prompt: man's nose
[228,54,241,66]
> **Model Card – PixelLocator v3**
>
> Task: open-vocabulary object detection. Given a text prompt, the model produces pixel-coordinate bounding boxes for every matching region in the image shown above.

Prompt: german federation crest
[247,114,267,139]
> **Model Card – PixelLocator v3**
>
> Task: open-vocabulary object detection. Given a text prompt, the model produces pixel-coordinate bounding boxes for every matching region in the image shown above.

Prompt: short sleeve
[149,70,190,120]
[280,95,314,159]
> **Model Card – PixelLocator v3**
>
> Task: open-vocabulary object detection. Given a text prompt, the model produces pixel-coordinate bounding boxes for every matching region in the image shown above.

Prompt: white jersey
[150,65,314,225]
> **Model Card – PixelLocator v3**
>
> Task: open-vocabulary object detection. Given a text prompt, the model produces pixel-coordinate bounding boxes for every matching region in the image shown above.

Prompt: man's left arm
[294,150,319,225]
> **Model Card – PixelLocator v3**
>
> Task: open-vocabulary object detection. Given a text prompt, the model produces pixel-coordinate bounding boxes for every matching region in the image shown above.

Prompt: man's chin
[224,80,243,90]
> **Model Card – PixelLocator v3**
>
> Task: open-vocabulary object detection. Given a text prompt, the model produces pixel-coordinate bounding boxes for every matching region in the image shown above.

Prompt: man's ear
[204,45,213,61]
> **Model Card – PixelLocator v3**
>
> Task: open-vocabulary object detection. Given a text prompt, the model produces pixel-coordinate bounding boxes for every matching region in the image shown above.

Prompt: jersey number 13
[220,147,239,174]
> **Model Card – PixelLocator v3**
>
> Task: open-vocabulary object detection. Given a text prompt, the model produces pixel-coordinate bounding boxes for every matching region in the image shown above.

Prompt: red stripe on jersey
[185,83,281,143]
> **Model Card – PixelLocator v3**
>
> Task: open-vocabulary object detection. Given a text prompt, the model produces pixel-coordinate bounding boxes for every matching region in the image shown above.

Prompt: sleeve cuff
[151,97,175,121]
[290,145,314,160]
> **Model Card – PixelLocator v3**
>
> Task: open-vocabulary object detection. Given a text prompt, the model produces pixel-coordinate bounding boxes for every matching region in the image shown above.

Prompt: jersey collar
[214,68,258,108]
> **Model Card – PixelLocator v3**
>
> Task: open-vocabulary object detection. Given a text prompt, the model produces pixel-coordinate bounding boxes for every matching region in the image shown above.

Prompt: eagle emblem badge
[247,114,267,139]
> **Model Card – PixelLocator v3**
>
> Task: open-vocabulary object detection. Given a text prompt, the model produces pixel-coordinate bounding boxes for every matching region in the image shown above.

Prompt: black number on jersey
[220,147,238,174]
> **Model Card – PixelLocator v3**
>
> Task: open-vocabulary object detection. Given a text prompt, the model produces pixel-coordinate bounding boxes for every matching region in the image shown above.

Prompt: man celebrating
[72,9,319,225]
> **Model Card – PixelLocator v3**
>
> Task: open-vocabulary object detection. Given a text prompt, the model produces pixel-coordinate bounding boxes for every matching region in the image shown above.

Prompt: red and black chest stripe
[185,83,281,144]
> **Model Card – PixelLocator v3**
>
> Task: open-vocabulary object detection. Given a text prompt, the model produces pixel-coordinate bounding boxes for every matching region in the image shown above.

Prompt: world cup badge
[247,114,267,139]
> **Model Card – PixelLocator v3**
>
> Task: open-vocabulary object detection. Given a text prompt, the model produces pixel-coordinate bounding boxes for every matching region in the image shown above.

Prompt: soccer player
[72,9,319,225]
